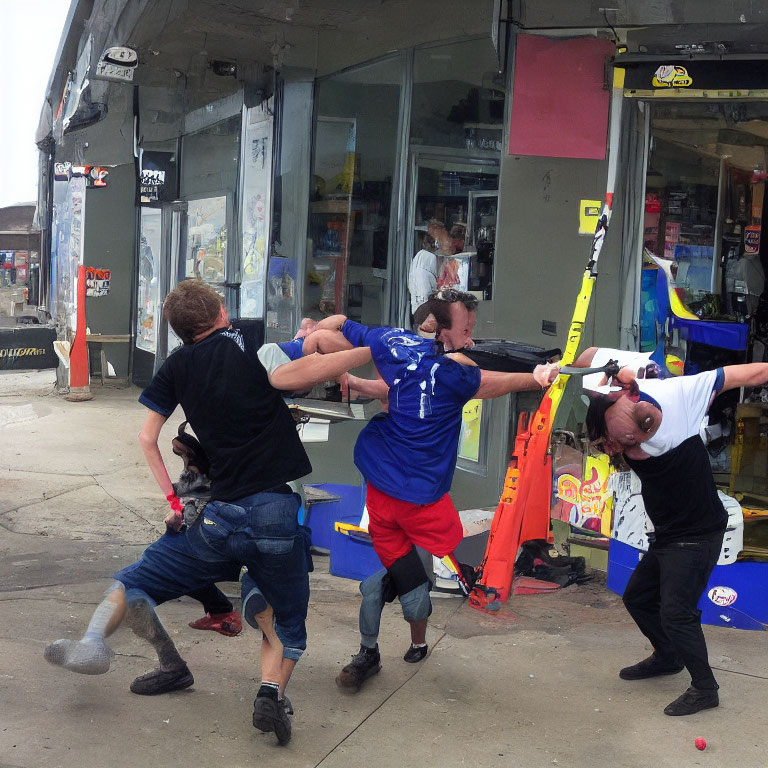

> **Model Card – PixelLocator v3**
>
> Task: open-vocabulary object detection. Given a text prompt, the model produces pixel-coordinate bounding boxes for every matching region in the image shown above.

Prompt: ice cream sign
[708,586,737,608]
[652,65,693,88]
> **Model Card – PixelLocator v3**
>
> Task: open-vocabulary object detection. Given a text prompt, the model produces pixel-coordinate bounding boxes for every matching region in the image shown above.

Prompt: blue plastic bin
[302,483,365,550]
[330,523,383,581]
[607,539,768,631]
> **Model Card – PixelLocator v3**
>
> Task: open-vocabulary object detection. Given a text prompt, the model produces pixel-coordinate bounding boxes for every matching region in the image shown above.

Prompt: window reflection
[305,56,403,323]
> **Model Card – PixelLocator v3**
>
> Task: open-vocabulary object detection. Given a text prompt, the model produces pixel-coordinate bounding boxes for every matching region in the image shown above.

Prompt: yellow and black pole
[470,63,626,611]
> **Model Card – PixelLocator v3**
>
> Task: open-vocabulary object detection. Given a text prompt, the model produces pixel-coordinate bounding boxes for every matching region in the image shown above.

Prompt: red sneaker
[188,611,242,637]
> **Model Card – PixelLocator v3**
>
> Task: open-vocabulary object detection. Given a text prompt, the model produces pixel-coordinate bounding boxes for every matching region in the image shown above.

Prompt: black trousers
[622,533,723,690]
[188,584,233,615]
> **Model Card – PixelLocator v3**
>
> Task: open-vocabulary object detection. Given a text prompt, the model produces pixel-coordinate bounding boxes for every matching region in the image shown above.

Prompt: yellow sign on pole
[579,199,602,235]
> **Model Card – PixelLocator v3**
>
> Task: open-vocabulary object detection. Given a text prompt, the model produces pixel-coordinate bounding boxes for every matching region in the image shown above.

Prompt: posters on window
[240,99,274,318]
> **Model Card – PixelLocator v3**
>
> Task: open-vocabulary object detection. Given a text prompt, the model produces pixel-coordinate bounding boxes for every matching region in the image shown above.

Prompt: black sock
[257,682,280,700]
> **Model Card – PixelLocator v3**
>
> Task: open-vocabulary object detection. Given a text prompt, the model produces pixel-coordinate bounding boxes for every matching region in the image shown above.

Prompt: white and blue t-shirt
[624,368,728,542]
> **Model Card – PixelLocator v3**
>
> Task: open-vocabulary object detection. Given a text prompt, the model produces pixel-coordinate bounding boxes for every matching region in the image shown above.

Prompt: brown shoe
[335,645,381,691]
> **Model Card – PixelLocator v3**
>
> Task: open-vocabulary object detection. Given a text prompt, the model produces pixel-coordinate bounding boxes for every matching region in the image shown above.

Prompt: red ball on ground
[695,737,707,751]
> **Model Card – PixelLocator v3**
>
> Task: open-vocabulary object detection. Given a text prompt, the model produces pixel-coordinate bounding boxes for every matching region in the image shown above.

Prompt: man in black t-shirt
[585,353,768,717]
[44,279,371,745]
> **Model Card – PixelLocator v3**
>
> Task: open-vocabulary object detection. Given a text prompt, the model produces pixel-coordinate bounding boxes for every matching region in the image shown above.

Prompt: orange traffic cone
[66,264,93,402]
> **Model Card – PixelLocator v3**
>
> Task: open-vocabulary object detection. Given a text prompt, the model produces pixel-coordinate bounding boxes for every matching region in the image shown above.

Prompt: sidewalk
[0,372,766,768]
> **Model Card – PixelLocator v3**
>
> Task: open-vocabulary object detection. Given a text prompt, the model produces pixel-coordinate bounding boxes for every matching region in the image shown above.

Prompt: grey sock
[83,595,119,643]
[125,597,185,670]
[44,638,114,675]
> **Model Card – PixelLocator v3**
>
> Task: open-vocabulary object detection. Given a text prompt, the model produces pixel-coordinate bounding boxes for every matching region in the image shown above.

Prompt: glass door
[406,153,499,321]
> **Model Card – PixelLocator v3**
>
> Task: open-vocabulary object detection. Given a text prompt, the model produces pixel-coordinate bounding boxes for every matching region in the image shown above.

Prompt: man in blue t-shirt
[332,289,559,691]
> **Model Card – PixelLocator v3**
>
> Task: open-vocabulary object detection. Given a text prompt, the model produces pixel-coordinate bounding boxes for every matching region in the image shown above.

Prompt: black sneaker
[664,686,719,716]
[281,695,294,716]
[130,664,194,695]
[335,645,381,691]
[253,694,292,745]
[619,654,685,680]
[403,643,428,663]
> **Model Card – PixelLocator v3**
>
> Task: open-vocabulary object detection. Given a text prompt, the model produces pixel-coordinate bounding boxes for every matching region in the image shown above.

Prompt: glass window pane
[182,196,228,284]
[304,56,403,324]
[137,207,163,353]
[412,39,504,152]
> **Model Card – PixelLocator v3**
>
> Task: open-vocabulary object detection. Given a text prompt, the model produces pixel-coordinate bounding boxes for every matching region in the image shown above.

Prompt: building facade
[37,0,768,506]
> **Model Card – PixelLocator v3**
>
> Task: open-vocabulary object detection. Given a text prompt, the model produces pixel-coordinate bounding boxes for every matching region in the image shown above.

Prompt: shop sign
[652,65,693,88]
[623,60,768,95]
[94,46,137,83]
[85,267,111,297]
[708,586,737,607]
[139,150,177,204]
[54,163,109,188]
[0,327,58,370]
[140,169,166,203]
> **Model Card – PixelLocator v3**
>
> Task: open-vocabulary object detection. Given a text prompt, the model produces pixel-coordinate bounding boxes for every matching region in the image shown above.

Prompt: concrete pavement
[0,370,766,768]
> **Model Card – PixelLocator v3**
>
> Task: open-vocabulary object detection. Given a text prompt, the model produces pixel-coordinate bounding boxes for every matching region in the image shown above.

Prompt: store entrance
[639,100,768,559]
[406,153,499,322]
[640,102,768,355]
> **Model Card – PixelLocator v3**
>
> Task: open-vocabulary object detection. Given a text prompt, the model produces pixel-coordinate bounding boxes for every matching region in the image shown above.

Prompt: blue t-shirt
[341,320,482,504]
[277,338,305,361]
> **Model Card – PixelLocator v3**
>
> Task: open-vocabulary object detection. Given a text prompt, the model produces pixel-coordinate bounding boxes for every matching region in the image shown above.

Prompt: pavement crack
[313,599,464,767]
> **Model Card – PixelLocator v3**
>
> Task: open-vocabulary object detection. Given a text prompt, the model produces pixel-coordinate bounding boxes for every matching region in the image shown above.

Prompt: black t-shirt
[625,435,727,543]
[139,321,311,502]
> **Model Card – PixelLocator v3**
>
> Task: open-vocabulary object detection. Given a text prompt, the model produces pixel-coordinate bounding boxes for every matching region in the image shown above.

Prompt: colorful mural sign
[555,453,613,535]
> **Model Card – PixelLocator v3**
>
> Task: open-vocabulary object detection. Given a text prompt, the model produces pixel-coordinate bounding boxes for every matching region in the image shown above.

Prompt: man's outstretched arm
[721,363,768,392]
[268,347,372,391]
[447,353,559,399]
[138,409,173,496]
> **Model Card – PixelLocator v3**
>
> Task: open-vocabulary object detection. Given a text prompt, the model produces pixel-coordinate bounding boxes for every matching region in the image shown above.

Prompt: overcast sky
[0,1,72,208]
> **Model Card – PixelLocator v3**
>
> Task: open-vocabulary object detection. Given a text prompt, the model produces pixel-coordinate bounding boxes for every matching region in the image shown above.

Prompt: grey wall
[83,162,136,377]
[485,154,622,353]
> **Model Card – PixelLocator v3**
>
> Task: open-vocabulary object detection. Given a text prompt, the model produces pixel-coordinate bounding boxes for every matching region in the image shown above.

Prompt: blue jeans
[115,491,312,660]
[358,569,432,647]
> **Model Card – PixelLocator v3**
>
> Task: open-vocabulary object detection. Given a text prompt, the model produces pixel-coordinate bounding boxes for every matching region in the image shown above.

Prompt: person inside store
[44,279,372,746]
[582,346,768,716]
[327,288,559,691]
[408,219,448,322]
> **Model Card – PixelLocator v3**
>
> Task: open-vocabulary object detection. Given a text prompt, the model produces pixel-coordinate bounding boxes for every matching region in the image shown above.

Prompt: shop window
[179,116,240,311]
[304,56,404,323]
[641,102,768,353]
[411,39,504,153]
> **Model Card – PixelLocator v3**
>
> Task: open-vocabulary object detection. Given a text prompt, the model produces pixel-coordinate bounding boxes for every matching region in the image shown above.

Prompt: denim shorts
[115,490,312,658]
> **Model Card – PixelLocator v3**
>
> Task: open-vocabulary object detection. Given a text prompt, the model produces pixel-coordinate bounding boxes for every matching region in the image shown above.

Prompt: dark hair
[585,393,613,442]
[163,279,223,344]
[419,288,478,336]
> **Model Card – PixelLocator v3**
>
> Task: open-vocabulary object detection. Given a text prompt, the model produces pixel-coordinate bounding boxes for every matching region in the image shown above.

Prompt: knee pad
[241,571,269,630]
[360,569,387,598]
[400,582,432,623]
[387,547,430,598]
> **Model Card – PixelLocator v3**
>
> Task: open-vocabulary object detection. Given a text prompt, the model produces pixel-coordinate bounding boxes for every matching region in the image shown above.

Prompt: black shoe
[253,694,292,745]
[130,664,194,695]
[403,643,428,663]
[664,686,719,716]
[281,695,294,716]
[335,645,381,691]
[619,654,685,680]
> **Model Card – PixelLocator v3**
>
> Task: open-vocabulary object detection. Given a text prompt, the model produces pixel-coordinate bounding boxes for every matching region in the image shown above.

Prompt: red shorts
[365,483,464,568]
